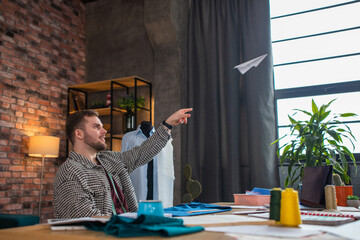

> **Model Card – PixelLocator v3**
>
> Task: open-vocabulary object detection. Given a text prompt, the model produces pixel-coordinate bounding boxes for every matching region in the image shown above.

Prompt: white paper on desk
[233,210,268,215]
[234,54,268,74]
[48,217,109,225]
[181,214,269,226]
[322,219,360,240]
[337,206,360,212]
[206,225,321,238]
[48,217,109,231]
[119,212,172,219]
[231,205,267,209]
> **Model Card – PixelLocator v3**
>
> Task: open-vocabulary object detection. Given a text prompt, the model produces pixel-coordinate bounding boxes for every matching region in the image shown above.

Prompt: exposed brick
[4,203,23,211]
[0,172,11,178]
[0,0,85,219]
[0,139,9,145]
[20,196,36,203]
[0,146,11,152]
[0,95,16,104]
[0,120,15,128]
[2,102,11,109]
[0,159,11,165]
[21,172,38,178]
[37,99,50,106]
[23,113,39,120]
[1,114,11,121]
[9,165,25,171]
[10,104,27,112]
[0,198,11,205]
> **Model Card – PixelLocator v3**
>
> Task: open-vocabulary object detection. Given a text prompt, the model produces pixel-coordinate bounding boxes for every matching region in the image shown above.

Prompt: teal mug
[137,200,164,217]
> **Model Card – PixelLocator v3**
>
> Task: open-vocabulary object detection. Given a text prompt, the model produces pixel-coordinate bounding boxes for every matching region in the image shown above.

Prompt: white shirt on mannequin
[121,125,174,208]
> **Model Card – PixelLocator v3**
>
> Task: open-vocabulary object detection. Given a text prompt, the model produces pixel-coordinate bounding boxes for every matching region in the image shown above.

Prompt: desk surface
[1,224,232,240]
[0,203,346,240]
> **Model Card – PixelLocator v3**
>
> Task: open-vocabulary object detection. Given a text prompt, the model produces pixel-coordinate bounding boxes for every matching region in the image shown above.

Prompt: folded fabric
[85,214,204,237]
[251,187,271,195]
[164,202,231,217]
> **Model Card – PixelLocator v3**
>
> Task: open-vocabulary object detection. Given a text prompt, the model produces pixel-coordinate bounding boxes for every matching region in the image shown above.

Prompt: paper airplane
[234,54,268,74]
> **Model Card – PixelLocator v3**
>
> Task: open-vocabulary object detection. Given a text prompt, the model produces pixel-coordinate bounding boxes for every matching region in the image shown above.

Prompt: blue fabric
[251,187,271,195]
[164,202,231,217]
[0,214,39,229]
[85,214,204,237]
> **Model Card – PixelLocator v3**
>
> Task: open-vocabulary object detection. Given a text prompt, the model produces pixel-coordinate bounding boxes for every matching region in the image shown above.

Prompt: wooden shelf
[106,133,124,139]
[69,76,149,92]
[95,107,125,116]
[88,107,150,116]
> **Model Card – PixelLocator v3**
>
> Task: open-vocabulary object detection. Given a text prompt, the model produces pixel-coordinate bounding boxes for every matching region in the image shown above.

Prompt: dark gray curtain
[186,0,279,202]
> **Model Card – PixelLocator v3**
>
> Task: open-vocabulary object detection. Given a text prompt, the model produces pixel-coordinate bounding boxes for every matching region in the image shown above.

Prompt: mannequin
[140,121,153,138]
[121,122,174,207]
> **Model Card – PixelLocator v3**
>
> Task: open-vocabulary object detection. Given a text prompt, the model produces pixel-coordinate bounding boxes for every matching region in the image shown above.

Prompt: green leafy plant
[117,94,145,114]
[271,99,357,188]
[90,100,106,109]
[346,195,359,200]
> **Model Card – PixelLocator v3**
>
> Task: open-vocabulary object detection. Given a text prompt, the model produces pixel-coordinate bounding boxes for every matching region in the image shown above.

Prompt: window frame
[271,0,360,164]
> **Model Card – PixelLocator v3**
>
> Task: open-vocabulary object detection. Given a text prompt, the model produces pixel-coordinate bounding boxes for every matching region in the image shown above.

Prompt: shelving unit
[67,76,152,153]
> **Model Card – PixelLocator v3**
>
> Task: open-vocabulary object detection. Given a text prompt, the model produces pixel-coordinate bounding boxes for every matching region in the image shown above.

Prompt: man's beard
[83,132,107,152]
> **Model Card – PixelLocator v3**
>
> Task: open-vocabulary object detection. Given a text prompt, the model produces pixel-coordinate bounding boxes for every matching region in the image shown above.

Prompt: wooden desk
[0,203,254,240]
[0,224,232,240]
[0,203,344,240]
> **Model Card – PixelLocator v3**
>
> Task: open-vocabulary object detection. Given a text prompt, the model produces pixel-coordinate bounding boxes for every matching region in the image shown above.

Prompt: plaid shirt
[53,125,171,219]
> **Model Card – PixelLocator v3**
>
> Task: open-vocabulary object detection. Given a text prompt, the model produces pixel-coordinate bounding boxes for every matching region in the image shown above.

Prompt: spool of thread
[325,185,337,210]
[280,188,302,227]
[106,94,111,106]
[270,188,282,222]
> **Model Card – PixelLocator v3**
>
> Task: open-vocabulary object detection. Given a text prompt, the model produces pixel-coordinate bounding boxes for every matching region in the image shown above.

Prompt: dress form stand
[140,121,154,200]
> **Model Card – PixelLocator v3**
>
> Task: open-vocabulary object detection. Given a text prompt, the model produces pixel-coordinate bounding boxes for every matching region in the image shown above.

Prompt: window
[270,0,360,154]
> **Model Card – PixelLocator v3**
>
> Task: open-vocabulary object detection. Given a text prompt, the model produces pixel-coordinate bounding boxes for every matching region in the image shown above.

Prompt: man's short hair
[66,110,99,145]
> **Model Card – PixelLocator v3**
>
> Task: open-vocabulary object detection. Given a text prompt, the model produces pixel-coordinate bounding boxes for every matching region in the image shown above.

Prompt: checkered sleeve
[108,125,171,173]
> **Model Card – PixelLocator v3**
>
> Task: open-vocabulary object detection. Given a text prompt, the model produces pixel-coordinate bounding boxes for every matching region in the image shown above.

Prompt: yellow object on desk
[280,188,302,227]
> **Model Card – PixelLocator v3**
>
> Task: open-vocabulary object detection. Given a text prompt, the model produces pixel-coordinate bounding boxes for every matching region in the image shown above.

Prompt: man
[54,108,192,219]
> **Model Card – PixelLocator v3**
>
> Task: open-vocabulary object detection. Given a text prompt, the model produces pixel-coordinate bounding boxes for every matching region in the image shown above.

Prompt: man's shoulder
[58,157,83,170]
[55,158,84,181]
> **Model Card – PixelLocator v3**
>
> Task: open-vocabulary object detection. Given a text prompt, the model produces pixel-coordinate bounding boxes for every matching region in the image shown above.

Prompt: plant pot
[300,166,333,207]
[346,199,360,208]
[335,185,353,206]
[123,113,136,133]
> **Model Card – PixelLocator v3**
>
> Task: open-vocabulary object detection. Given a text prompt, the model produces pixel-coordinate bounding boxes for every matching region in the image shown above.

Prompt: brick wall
[0,0,85,221]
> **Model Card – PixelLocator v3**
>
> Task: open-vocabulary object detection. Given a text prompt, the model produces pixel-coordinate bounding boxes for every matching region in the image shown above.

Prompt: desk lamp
[28,136,60,217]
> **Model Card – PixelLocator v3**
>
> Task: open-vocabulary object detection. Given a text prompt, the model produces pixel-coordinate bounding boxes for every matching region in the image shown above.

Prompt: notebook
[301,211,360,220]
[248,212,354,226]
[48,217,109,231]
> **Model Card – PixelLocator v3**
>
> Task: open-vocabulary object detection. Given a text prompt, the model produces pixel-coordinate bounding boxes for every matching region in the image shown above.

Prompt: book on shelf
[69,91,86,112]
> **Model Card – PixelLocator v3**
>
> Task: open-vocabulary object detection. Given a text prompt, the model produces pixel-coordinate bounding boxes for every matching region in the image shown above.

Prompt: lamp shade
[28,136,60,158]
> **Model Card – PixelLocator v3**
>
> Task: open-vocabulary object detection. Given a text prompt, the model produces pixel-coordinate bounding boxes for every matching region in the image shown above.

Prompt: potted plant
[90,100,106,109]
[333,173,353,206]
[346,195,360,208]
[271,99,357,189]
[117,94,145,133]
